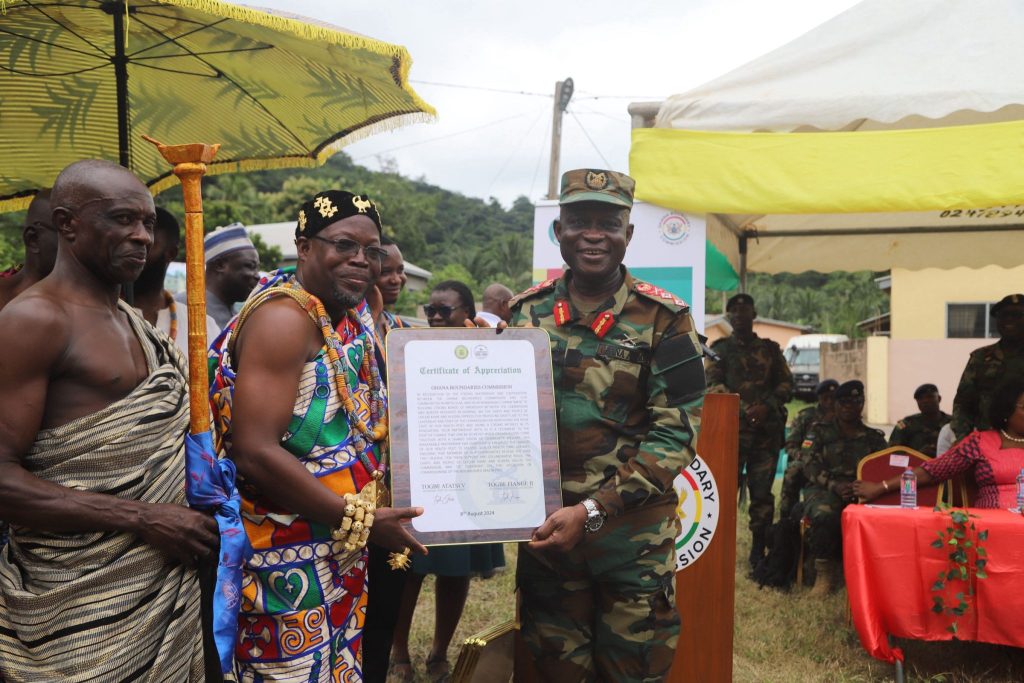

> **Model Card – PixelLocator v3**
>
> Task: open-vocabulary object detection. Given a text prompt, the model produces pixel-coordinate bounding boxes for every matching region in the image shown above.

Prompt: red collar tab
[591,311,615,338]
[554,299,572,326]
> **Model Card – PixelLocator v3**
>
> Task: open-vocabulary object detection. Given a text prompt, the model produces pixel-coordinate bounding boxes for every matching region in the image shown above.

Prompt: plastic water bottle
[1016,468,1024,513]
[900,468,917,508]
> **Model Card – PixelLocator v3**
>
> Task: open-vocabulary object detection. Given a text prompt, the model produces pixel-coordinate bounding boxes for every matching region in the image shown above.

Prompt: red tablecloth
[843,505,1024,663]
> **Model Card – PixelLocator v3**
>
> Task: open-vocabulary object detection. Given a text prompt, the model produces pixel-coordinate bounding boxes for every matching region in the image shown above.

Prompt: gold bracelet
[331,488,376,552]
[881,480,889,492]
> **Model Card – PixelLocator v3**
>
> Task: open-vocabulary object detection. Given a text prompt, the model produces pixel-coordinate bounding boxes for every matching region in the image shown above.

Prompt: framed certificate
[386,327,562,545]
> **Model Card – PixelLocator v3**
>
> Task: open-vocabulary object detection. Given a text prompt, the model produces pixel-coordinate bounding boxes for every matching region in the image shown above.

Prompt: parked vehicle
[784,334,849,398]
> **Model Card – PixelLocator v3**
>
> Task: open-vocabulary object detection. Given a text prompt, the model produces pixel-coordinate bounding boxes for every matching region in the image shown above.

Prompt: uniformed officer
[888,383,951,457]
[951,293,1024,439]
[801,380,886,595]
[705,293,793,568]
[779,378,838,519]
[510,168,706,682]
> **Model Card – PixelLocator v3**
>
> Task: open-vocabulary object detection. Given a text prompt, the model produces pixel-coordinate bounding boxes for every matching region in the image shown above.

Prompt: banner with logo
[673,455,720,571]
[532,200,706,330]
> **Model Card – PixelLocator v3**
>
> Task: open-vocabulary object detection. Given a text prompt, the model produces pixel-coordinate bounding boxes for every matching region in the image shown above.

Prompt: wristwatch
[581,498,606,534]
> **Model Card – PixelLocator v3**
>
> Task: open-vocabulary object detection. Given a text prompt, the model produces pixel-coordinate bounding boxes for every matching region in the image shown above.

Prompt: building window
[947,303,998,338]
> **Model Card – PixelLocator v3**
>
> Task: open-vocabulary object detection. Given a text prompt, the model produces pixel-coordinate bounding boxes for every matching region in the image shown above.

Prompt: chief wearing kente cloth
[510,169,705,682]
[0,160,218,682]
[209,190,425,682]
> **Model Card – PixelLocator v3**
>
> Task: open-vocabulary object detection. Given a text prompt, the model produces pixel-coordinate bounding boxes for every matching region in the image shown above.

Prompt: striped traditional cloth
[0,303,204,682]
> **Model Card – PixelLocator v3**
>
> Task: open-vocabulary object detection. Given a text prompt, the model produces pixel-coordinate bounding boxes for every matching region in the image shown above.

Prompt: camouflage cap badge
[559,168,634,208]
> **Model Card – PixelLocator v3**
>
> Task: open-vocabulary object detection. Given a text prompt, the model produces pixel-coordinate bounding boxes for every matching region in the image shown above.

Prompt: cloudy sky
[239,0,860,205]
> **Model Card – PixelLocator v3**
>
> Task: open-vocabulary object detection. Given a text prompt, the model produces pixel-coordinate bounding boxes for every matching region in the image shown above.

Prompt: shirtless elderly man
[0,160,216,682]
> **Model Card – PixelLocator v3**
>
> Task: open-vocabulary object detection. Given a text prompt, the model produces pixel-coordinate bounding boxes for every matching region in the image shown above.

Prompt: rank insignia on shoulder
[590,311,615,338]
[896,421,906,429]
[510,278,558,306]
[554,299,572,326]
[633,281,688,307]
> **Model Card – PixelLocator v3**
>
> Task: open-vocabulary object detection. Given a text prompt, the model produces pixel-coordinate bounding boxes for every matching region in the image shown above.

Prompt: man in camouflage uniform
[509,168,705,682]
[779,379,838,519]
[801,380,886,595]
[705,293,793,568]
[889,383,951,456]
[951,294,1024,439]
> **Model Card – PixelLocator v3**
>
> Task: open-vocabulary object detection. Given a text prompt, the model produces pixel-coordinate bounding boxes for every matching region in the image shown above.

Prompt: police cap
[991,293,1024,317]
[726,293,755,312]
[816,379,840,395]
[835,380,865,401]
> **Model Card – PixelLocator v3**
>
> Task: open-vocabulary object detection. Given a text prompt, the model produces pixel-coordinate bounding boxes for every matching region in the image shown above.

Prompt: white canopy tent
[629,0,1024,280]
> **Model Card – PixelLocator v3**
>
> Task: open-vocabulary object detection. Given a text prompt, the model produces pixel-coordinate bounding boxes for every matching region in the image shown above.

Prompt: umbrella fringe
[168,0,412,61]
[143,111,436,197]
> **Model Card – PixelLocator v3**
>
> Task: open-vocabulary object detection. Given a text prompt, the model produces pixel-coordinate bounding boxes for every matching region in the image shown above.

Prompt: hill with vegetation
[0,155,886,333]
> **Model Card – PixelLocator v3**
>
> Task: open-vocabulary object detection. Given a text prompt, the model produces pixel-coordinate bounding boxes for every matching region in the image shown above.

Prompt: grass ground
[402,496,1024,682]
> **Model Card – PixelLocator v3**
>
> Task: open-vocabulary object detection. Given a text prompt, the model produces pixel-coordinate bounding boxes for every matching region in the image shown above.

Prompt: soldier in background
[510,168,705,682]
[706,293,793,569]
[801,380,886,596]
[888,383,951,456]
[779,379,838,520]
[951,294,1024,439]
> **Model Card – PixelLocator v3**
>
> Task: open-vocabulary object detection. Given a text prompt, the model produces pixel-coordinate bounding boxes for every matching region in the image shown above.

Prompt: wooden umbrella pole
[142,135,220,435]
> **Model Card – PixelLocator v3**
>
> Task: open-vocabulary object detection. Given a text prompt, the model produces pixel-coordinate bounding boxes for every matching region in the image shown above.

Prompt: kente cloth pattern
[0,302,203,682]
[210,268,386,682]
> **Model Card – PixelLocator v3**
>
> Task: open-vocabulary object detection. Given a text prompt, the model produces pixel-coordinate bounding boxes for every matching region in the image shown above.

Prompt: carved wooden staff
[142,135,220,434]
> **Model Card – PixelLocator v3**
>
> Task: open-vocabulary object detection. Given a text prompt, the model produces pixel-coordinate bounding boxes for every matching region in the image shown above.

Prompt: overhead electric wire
[351,113,528,160]
[568,110,612,167]
[410,79,550,97]
[529,115,552,200]
[487,104,548,196]
[409,79,659,101]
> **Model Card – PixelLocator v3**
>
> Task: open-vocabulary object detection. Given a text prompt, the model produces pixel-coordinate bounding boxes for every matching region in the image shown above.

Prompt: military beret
[835,380,865,401]
[913,383,939,399]
[991,293,1024,316]
[295,190,382,239]
[726,293,755,311]
[559,168,634,208]
[816,379,840,395]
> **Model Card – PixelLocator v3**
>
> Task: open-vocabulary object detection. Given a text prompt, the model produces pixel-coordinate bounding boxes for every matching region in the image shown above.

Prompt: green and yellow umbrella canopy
[0,0,436,211]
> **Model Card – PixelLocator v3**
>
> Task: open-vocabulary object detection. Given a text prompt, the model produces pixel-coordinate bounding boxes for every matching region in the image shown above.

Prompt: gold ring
[387,547,412,571]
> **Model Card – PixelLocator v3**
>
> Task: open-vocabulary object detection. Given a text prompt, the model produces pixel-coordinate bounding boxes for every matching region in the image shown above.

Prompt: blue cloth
[185,430,252,675]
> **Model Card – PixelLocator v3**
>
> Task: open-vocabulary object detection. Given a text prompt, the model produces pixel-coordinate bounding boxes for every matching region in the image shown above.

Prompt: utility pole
[547,77,574,199]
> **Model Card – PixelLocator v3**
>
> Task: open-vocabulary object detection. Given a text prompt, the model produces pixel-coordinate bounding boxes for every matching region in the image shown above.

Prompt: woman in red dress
[854,379,1024,509]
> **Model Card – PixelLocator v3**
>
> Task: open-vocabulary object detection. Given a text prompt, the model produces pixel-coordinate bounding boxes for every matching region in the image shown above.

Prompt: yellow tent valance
[630,119,1024,215]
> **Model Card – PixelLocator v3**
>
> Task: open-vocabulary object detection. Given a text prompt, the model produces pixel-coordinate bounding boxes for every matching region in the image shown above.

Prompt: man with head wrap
[209,190,425,681]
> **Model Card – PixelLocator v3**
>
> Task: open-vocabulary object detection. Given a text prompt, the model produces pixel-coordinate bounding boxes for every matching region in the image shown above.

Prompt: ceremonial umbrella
[0,2,435,674]
[0,0,436,210]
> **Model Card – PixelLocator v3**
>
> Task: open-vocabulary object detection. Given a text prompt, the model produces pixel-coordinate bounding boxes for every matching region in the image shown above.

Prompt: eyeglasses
[310,235,387,264]
[424,304,464,318]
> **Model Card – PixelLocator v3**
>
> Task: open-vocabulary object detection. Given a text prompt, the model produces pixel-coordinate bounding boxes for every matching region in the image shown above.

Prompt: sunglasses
[310,235,387,264]
[424,304,464,318]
